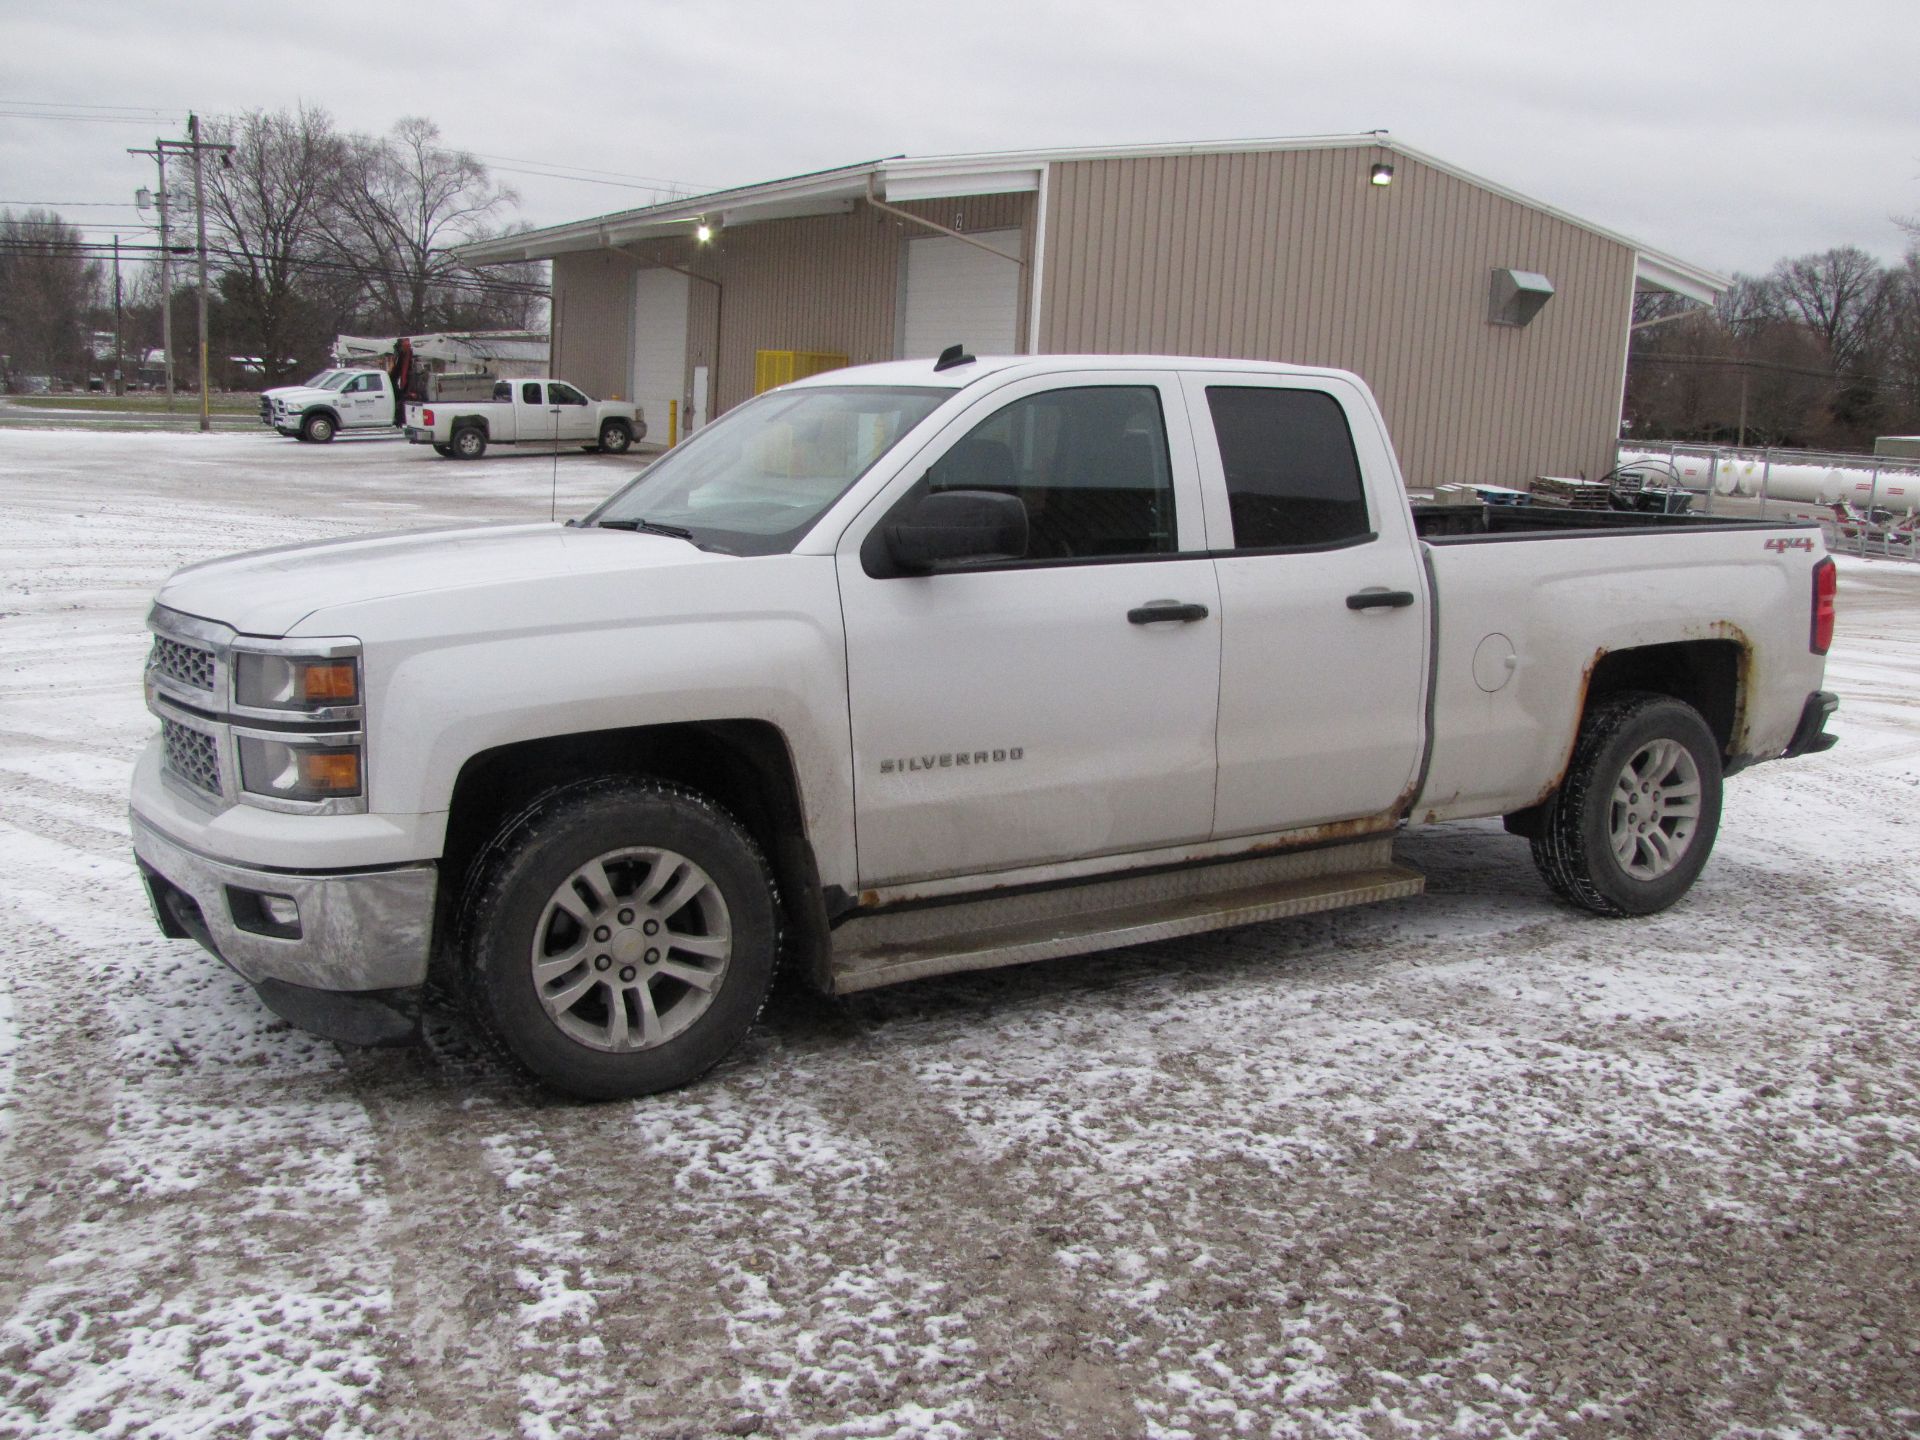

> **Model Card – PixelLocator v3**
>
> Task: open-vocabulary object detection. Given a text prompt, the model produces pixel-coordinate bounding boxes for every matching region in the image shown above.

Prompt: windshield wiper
[597,517,694,540]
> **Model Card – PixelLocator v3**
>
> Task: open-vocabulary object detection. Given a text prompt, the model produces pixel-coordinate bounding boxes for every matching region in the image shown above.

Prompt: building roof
[459,133,1729,305]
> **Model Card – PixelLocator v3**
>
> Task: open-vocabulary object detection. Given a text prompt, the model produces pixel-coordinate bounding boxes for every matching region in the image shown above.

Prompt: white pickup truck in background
[403,379,645,458]
[132,352,1839,1100]
[261,368,401,443]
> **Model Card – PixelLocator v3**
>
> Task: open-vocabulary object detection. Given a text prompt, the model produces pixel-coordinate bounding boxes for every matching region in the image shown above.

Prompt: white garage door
[900,229,1022,360]
[630,269,689,443]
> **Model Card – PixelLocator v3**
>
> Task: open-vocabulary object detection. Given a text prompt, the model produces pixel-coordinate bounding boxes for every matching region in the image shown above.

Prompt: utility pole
[189,112,211,432]
[112,235,124,397]
[131,119,232,430]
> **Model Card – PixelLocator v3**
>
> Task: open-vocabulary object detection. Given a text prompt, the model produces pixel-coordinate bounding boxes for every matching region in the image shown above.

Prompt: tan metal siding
[1039,151,1636,489]
[550,251,634,401]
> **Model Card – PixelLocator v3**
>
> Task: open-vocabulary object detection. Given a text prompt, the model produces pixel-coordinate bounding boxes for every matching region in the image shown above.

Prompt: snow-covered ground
[1,427,1915,1440]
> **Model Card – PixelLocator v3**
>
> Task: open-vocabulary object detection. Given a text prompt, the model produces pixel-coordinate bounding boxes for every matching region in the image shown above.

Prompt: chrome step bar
[829,836,1424,994]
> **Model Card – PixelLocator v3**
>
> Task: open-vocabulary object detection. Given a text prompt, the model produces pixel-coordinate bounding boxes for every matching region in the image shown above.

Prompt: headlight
[238,736,363,803]
[235,652,360,711]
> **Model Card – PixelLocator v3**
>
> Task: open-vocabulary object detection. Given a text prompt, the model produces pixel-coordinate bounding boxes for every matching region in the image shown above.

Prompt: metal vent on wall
[1489,268,1555,327]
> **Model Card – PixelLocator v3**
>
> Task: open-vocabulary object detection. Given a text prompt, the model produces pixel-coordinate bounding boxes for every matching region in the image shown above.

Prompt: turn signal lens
[1811,556,1836,655]
[299,661,358,704]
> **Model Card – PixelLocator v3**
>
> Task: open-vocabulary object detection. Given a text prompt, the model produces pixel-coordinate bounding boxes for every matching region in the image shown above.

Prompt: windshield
[588,385,948,555]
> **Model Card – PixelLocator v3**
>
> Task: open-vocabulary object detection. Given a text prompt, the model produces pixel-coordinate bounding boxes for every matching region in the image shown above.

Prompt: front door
[549,381,597,442]
[341,373,386,428]
[838,372,1221,887]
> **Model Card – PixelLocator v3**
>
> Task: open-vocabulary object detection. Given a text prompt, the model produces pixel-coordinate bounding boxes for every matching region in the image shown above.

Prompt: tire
[451,425,487,459]
[597,420,633,455]
[300,411,335,444]
[1530,692,1724,917]
[432,443,454,458]
[462,779,778,1100]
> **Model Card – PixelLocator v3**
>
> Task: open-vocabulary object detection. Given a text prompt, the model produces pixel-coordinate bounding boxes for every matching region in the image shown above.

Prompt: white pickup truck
[403,379,644,459]
[261,367,400,443]
[131,352,1839,1099]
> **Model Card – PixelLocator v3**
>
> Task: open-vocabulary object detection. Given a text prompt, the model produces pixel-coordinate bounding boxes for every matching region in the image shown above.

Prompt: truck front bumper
[130,810,436,1046]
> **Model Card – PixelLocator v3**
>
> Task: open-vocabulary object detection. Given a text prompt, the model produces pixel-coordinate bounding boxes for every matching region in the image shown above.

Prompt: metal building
[460,135,1725,488]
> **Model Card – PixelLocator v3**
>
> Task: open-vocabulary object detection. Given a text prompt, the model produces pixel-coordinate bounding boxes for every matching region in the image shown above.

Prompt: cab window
[915,385,1176,561]
[549,382,588,406]
[1205,387,1370,549]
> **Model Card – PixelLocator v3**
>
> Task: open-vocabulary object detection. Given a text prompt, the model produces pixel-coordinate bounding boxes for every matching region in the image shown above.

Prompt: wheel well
[1584,640,1742,756]
[436,721,830,988]
[450,414,490,436]
[1506,639,1743,840]
[303,407,339,428]
[601,417,631,434]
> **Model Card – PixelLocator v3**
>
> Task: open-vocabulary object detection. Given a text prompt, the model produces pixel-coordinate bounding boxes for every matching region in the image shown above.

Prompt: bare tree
[203,107,348,384]
[0,209,102,384]
[323,118,518,333]
[1769,246,1892,372]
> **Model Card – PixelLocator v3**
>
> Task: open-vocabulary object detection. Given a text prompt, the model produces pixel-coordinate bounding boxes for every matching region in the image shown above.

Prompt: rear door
[1180,373,1429,839]
[517,381,556,445]
[837,371,1221,886]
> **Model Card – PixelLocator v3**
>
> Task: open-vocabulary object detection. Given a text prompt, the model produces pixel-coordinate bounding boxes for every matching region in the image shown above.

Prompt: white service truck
[403,379,645,458]
[132,352,1840,1099]
[262,368,399,443]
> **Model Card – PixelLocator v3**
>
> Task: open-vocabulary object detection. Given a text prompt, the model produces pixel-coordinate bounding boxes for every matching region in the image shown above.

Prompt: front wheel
[300,412,335,444]
[1530,692,1724,917]
[597,420,633,455]
[462,780,778,1100]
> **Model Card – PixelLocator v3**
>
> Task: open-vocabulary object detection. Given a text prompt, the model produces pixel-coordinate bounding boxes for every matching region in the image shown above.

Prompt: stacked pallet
[1530,475,1612,510]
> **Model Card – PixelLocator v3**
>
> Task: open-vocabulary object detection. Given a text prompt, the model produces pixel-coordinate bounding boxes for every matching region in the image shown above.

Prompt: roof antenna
[933,343,975,372]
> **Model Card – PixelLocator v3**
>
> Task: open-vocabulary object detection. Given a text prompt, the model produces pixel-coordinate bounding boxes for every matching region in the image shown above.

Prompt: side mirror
[884,489,1028,574]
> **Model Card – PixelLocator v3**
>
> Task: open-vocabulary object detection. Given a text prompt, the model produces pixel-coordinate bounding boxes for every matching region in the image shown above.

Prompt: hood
[269,386,339,409]
[157,522,723,637]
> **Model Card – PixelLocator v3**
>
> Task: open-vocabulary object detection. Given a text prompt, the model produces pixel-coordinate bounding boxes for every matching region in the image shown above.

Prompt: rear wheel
[1530,692,1723,916]
[451,425,487,459]
[462,780,778,1100]
[300,412,335,444]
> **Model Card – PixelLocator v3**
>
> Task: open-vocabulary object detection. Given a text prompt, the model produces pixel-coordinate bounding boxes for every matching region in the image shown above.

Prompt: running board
[829,836,1424,994]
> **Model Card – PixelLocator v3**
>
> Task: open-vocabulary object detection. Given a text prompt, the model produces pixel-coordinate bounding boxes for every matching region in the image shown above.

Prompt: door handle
[1346,590,1416,611]
[1128,601,1210,625]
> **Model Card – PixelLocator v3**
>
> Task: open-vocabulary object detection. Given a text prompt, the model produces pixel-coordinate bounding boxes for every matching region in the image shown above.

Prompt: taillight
[1811,556,1836,655]
[422,408,435,426]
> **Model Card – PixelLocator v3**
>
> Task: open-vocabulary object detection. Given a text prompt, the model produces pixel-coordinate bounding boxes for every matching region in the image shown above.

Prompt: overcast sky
[4,0,1916,279]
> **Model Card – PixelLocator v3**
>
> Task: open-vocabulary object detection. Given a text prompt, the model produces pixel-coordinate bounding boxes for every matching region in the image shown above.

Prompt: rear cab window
[1203,386,1372,551]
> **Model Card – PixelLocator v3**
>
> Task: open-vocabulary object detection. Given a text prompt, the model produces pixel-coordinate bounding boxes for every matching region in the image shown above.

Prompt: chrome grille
[161,718,221,795]
[259,396,272,422]
[151,635,215,691]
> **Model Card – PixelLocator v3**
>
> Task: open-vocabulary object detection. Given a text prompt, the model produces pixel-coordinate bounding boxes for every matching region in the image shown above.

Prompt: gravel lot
[1,427,1916,1440]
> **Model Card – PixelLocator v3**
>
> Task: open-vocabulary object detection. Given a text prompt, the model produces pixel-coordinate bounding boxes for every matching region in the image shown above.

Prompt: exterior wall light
[1370,163,1394,186]
[695,223,713,243]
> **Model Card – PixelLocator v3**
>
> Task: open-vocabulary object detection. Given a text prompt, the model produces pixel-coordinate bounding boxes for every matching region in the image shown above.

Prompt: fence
[1615,442,1920,563]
